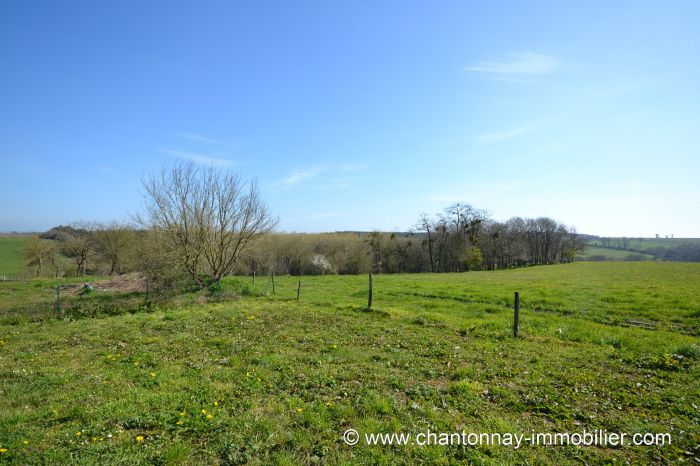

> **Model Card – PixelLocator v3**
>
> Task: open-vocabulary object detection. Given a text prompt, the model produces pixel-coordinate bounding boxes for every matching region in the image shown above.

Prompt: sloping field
[0,262,698,464]
[0,236,28,276]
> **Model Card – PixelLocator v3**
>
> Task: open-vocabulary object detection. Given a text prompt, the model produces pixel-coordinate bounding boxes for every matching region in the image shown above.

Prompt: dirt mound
[94,272,149,293]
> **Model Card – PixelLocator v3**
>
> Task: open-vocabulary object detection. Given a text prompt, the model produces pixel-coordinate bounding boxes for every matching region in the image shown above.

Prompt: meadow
[0,237,28,278]
[0,262,699,464]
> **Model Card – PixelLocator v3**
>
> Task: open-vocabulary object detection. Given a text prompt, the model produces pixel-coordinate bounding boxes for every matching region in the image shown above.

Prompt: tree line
[22,163,585,286]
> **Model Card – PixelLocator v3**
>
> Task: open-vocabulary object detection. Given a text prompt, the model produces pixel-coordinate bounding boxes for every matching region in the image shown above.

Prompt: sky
[1,0,699,237]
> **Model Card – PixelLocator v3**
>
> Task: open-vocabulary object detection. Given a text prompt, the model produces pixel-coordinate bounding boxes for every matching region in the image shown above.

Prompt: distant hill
[581,237,700,262]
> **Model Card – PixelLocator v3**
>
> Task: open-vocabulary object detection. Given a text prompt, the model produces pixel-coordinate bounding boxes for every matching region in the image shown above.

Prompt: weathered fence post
[253,270,256,285]
[513,291,520,337]
[368,273,373,309]
[296,280,301,300]
[145,276,150,301]
[271,273,275,295]
[55,286,61,315]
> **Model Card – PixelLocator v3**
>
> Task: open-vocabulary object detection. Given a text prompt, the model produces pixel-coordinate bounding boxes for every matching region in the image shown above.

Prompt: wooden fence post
[368,273,373,309]
[513,291,520,337]
[253,271,256,285]
[271,273,275,295]
[55,286,61,315]
[296,280,301,300]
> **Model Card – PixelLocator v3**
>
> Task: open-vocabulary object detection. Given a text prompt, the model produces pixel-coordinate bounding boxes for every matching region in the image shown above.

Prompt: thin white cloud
[160,149,236,167]
[463,53,560,75]
[282,166,326,186]
[477,127,530,143]
[179,132,227,145]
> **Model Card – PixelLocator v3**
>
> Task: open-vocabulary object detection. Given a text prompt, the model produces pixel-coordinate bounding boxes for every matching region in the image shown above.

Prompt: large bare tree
[140,162,276,287]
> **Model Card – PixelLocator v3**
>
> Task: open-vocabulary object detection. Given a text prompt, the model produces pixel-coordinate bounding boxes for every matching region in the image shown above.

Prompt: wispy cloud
[179,132,227,145]
[160,149,236,167]
[282,166,326,186]
[463,53,561,75]
[477,127,531,143]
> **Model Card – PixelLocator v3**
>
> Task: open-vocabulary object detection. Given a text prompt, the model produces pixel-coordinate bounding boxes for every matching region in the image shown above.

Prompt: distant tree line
[591,236,700,262]
[237,204,584,275]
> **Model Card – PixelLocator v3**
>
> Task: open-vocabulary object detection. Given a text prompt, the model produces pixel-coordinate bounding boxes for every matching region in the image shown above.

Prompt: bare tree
[93,222,135,275]
[414,213,435,272]
[58,223,95,276]
[23,236,56,277]
[140,162,276,287]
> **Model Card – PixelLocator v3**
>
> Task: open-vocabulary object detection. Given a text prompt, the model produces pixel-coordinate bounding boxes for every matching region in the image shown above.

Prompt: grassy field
[1,263,699,464]
[577,246,655,261]
[587,237,700,251]
[0,236,28,277]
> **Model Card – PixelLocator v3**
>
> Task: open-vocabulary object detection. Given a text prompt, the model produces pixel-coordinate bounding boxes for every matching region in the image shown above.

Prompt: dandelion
[179,411,186,416]
[176,420,184,425]
[75,431,82,437]
[136,435,144,443]
[92,437,97,442]
[206,414,213,420]
[201,409,207,414]
[0,448,7,454]
[213,401,219,406]
[296,408,304,414]
[133,361,140,367]
[331,344,337,349]
[150,373,156,378]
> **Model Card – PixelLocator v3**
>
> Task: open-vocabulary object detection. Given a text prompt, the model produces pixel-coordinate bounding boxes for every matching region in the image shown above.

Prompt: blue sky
[1,1,698,236]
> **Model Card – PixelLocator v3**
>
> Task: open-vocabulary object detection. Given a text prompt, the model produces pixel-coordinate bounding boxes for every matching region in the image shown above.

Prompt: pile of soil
[93,272,149,292]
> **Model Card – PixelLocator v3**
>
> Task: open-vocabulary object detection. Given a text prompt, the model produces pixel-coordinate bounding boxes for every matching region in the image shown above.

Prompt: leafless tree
[23,236,56,277]
[139,162,276,287]
[93,222,135,275]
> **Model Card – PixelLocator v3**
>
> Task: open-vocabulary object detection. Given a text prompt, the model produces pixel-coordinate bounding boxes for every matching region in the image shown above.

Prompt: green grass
[578,246,655,261]
[0,236,29,276]
[588,237,700,251]
[1,263,699,464]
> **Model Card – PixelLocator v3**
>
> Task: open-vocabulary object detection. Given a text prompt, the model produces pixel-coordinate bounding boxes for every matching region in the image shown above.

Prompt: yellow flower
[179,411,186,416]
[201,409,207,414]
[0,448,7,454]
[136,435,144,442]
[75,431,82,437]
[91,437,97,442]
[213,401,218,406]
[150,373,156,378]
[176,420,184,425]
[206,414,213,420]
[133,361,140,367]
[331,344,337,349]
[296,408,304,413]
[22,440,29,445]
